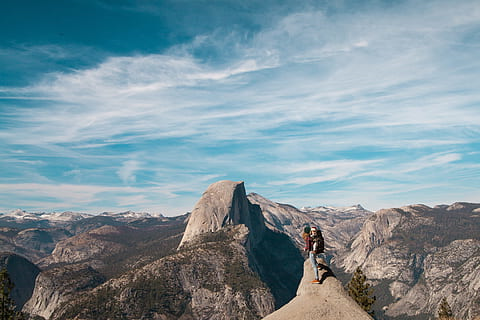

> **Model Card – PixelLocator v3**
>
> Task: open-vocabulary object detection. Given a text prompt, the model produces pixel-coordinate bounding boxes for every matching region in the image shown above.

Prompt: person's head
[304,226,311,234]
[310,226,317,236]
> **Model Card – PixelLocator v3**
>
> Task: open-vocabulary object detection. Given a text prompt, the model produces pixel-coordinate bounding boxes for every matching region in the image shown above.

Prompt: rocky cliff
[179,180,265,248]
[15,182,478,319]
[0,253,40,310]
[253,197,480,320]
[385,239,480,319]
[176,180,302,310]
[0,212,172,264]
[22,263,106,319]
[23,180,303,319]
[23,216,186,319]
[0,227,72,263]
[54,225,277,320]
[337,202,480,319]
[248,192,371,253]
[38,225,127,268]
[263,260,372,320]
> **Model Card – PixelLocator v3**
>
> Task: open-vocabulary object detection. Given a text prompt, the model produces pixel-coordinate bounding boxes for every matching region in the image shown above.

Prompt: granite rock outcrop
[262,260,372,320]
[337,202,480,319]
[23,181,303,319]
[179,180,265,248]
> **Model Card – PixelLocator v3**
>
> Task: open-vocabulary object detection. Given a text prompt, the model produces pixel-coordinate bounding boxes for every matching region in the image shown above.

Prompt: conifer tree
[438,297,454,319]
[0,267,16,320]
[0,267,25,320]
[347,266,376,317]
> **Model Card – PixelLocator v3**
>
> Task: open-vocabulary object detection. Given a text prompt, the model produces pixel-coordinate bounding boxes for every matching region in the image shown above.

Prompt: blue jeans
[309,252,319,280]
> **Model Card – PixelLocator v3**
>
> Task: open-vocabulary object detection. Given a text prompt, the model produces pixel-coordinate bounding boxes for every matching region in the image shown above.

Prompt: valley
[1,181,478,319]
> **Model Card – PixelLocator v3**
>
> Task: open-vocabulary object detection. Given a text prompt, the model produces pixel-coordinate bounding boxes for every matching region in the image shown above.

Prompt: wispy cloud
[401,153,462,173]
[117,160,142,184]
[267,159,383,186]
[3,0,480,147]
[1,0,479,213]
[0,182,197,215]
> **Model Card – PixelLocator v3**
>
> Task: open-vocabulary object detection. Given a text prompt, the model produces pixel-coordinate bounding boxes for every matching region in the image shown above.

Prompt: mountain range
[1,180,478,319]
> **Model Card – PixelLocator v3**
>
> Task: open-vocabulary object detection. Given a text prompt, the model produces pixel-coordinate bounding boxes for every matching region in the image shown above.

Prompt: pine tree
[347,266,376,317]
[0,267,16,320]
[0,267,26,320]
[438,297,454,319]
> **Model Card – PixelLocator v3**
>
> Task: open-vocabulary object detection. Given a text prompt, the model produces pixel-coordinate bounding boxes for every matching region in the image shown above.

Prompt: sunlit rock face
[262,260,373,320]
[337,203,480,319]
[179,180,265,248]
[23,180,302,320]
[248,192,372,252]
[251,196,480,320]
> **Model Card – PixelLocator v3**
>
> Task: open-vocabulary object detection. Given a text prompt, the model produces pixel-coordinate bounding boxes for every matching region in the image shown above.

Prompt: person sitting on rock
[304,226,325,284]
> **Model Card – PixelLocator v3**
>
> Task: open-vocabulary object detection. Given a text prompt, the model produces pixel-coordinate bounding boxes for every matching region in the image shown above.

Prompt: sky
[0,0,479,216]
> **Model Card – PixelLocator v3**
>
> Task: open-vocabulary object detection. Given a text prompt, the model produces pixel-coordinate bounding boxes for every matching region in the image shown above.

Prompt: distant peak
[10,209,29,216]
[247,192,271,202]
[446,202,479,211]
[353,204,365,210]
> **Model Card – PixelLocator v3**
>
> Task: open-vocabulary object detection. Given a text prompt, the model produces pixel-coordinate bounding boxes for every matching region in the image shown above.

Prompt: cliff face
[39,225,126,268]
[340,208,405,275]
[262,260,372,320]
[177,180,302,309]
[337,202,480,319]
[19,181,478,320]
[23,217,187,319]
[0,213,171,265]
[55,225,277,320]
[0,253,40,310]
[24,180,303,320]
[179,181,265,248]
[252,197,480,320]
[22,264,105,319]
[248,192,371,253]
[385,239,480,319]
[0,227,72,263]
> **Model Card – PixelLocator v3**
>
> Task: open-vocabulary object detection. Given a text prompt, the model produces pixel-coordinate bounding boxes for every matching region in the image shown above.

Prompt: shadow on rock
[318,263,336,284]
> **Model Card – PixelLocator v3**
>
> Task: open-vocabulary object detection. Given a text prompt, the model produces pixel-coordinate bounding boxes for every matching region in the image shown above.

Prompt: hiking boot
[311,279,320,284]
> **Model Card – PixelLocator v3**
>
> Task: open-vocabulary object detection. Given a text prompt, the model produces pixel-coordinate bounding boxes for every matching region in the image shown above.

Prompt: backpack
[312,231,325,254]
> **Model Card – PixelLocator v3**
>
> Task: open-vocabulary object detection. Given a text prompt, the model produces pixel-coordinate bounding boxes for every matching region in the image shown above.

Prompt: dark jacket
[304,230,325,254]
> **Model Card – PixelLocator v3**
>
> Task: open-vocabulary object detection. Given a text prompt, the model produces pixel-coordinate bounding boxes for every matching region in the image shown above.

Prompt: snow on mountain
[300,204,367,216]
[40,211,92,222]
[1,209,163,223]
[1,210,91,222]
[2,209,43,220]
[98,211,164,219]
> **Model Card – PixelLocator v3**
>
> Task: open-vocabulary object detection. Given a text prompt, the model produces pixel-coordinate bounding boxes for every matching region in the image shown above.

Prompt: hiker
[303,226,325,284]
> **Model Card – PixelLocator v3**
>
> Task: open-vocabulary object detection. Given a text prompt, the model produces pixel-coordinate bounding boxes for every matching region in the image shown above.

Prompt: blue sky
[1,0,479,216]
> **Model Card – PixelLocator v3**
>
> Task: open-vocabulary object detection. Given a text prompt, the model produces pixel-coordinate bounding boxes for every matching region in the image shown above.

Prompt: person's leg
[324,253,331,266]
[309,252,319,280]
[317,253,328,267]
